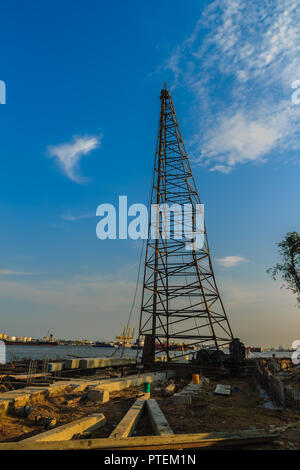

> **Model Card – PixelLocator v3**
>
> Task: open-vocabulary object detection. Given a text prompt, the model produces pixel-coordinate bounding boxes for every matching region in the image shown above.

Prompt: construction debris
[214,384,231,396]
[14,405,34,418]
[87,389,109,404]
[172,378,209,405]
[35,416,57,429]
[163,384,176,396]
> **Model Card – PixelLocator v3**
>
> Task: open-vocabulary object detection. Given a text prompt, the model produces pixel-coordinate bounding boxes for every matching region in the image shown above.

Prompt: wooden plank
[146,399,173,436]
[109,398,146,438]
[0,430,278,450]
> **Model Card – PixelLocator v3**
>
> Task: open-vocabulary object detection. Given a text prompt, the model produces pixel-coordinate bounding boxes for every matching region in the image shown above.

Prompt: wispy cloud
[60,212,95,222]
[48,134,102,183]
[163,0,300,172]
[216,256,248,268]
[0,269,33,276]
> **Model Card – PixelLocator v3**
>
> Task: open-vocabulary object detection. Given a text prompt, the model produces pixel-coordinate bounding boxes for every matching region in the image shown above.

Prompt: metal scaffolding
[139,84,234,364]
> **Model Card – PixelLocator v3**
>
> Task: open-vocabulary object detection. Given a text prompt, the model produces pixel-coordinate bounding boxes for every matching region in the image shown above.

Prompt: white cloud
[60,212,94,221]
[209,165,232,174]
[163,0,300,172]
[216,256,248,268]
[202,111,281,171]
[48,134,102,183]
[0,269,33,276]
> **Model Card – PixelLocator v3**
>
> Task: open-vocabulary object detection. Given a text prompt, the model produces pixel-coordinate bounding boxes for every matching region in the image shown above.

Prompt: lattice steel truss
[139,84,234,363]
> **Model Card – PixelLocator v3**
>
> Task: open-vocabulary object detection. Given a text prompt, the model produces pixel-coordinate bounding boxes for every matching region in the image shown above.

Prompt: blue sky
[0,0,299,346]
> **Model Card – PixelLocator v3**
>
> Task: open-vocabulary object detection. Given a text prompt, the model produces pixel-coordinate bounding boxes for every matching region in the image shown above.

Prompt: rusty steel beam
[139,84,234,365]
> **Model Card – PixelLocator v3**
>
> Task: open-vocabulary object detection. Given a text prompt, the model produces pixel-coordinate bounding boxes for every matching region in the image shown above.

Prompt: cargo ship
[3,339,58,346]
[1,332,58,346]
[93,341,115,348]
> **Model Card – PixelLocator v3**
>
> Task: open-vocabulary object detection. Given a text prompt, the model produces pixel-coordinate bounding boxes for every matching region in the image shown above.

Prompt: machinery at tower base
[192,338,246,365]
[142,334,247,374]
[192,338,247,375]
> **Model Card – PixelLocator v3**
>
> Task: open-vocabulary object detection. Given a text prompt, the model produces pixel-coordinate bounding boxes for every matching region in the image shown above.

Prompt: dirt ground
[152,377,300,450]
[281,376,300,390]
[0,386,138,442]
[0,375,299,450]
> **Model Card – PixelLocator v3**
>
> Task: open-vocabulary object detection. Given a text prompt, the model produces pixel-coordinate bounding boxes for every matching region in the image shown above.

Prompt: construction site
[0,85,300,451]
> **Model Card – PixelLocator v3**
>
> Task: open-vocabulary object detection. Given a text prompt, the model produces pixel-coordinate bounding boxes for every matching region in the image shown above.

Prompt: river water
[5,345,137,362]
[4,344,293,362]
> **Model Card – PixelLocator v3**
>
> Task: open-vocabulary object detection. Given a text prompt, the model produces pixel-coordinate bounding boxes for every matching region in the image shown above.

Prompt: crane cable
[119,238,146,358]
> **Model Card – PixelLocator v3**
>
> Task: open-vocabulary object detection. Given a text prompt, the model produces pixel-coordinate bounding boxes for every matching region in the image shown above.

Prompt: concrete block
[110,398,147,438]
[2,391,33,408]
[87,389,110,403]
[24,387,48,402]
[23,412,106,442]
[214,384,231,396]
[146,399,173,435]
[0,398,11,413]
[180,390,198,397]
[98,371,175,393]
[47,382,70,397]
[0,388,48,411]
[64,358,81,369]
[171,380,204,405]
[185,383,203,392]
[47,362,63,372]
[79,357,136,369]
[0,371,175,415]
[68,381,92,392]
[173,393,192,405]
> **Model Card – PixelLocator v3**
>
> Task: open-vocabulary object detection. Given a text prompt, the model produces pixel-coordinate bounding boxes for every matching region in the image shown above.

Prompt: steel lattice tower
[139,84,234,364]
